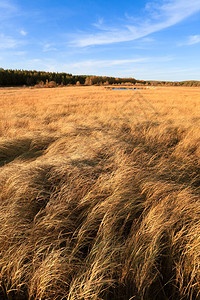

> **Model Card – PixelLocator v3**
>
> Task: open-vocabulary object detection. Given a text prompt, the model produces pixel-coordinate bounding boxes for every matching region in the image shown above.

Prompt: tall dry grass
[0,86,199,299]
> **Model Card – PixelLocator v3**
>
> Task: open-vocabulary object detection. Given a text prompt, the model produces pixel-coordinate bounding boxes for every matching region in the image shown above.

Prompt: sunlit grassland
[0,86,199,299]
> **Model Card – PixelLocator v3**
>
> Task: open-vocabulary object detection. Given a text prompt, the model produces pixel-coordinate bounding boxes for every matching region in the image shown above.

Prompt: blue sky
[0,0,200,81]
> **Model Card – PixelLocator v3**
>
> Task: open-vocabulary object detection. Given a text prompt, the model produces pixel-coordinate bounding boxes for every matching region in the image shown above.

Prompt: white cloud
[20,30,27,36]
[71,0,200,47]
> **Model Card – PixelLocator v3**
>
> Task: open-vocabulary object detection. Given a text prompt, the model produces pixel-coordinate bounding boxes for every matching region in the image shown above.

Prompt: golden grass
[0,85,199,299]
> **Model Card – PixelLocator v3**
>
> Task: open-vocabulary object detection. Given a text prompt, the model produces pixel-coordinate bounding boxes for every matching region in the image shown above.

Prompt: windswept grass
[0,86,199,299]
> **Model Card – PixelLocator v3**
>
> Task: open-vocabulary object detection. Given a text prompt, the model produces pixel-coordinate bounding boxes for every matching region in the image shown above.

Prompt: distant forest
[0,68,200,87]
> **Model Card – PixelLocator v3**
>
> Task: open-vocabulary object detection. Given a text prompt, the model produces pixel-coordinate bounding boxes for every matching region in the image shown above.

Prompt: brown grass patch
[0,86,199,299]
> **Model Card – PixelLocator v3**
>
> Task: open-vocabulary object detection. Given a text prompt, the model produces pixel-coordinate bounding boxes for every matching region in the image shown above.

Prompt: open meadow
[0,86,199,299]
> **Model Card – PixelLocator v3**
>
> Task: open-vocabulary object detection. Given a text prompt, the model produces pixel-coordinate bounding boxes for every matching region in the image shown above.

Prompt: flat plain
[0,86,199,299]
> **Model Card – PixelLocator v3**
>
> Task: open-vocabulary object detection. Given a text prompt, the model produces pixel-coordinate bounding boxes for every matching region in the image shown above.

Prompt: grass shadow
[0,136,56,167]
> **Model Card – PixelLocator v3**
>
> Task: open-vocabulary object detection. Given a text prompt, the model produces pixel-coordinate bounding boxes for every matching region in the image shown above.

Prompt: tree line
[0,69,86,86]
[0,68,199,87]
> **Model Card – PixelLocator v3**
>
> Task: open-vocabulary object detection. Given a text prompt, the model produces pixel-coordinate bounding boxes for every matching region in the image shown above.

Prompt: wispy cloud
[0,0,16,11]
[0,34,19,49]
[32,59,41,62]
[60,56,173,75]
[71,0,200,47]
[140,37,155,43]
[69,58,148,68]
[14,51,27,56]
[178,34,200,46]
[43,43,57,52]
[185,35,200,45]
[92,17,104,29]
[119,66,200,80]
[0,0,17,20]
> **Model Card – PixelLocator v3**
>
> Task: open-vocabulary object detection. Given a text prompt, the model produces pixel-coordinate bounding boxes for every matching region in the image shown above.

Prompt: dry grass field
[0,85,199,299]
